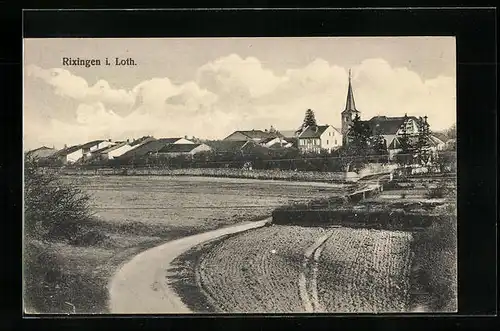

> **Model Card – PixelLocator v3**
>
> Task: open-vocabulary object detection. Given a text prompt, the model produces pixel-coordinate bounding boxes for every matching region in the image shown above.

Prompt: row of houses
[26,71,452,165]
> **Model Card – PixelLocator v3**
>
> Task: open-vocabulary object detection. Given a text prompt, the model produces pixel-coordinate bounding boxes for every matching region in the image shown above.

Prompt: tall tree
[416,116,432,165]
[446,123,456,140]
[368,126,388,160]
[398,113,414,154]
[348,113,371,155]
[340,113,371,172]
[302,109,317,130]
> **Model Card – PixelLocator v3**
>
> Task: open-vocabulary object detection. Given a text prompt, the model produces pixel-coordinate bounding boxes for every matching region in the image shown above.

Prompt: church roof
[342,69,359,114]
[366,115,423,135]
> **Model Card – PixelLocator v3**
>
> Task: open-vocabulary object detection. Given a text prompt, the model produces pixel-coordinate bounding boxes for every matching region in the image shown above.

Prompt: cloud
[25,64,135,106]
[23,57,456,150]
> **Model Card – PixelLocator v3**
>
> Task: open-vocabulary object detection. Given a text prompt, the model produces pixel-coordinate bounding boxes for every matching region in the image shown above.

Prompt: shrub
[425,180,450,199]
[24,156,96,242]
[411,204,457,311]
[24,156,107,313]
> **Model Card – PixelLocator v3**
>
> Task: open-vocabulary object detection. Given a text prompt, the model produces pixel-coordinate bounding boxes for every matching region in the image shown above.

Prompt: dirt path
[108,219,270,314]
[298,231,334,312]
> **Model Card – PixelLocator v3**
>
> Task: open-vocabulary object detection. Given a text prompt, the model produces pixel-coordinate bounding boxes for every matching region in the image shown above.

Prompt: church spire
[343,69,357,113]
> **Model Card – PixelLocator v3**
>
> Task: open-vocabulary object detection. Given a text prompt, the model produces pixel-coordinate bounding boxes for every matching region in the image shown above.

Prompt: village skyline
[23,37,456,151]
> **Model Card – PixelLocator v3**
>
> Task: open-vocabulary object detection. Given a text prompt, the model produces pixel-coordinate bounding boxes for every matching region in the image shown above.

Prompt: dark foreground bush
[24,156,97,242]
[24,241,107,313]
[410,204,457,311]
[24,156,108,313]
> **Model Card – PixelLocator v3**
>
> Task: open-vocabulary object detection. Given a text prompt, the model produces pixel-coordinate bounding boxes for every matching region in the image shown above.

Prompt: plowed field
[197,225,413,313]
[318,228,413,312]
[198,225,326,313]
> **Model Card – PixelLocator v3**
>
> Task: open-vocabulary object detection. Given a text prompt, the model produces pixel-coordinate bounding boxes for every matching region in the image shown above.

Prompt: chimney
[184,135,188,139]
[127,139,130,143]
[108,138,112,142]
[64,144,67,149]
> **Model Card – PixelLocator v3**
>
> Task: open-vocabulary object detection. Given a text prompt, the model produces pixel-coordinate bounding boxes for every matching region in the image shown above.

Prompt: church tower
[341,69,360,144]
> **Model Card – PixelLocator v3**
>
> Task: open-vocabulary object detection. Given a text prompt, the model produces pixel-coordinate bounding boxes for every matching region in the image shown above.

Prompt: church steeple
[341,69,360,145]
[343,69,358,113]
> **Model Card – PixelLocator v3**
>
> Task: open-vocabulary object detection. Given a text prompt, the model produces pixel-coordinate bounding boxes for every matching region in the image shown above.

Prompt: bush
[24,156,96,242]
[24,156,107,313]
[411,204,457,311]
[425,180,451,199]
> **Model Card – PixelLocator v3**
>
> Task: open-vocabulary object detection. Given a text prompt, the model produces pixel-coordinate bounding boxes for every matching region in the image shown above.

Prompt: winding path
[108,219,270,314]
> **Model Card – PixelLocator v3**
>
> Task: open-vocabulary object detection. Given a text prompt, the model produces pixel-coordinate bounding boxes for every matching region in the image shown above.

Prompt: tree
[446,123,456,140]
[339,114,372,172]
[302,109,317,130]
[415,116,432,166]
[368,126,388,160]
[347,113,371,156]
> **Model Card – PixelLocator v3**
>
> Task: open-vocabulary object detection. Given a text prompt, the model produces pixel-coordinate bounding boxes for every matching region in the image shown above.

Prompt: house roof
[118,138,178,159]
[228,130,276,140]
[26,146,57,159]
[205,140,250,153]
[388,135,444,149]
[96,142,129,154]
[52,145,82,157]
[157,143,205,153]
[298,125,331,138]
[80,140,106,149]
[260,136,280,144]
[279,130,299,139]
[129,136,155,147]
[366,115,423,135]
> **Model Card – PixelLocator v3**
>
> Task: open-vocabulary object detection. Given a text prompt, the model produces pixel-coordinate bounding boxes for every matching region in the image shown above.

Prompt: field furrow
[198,225,326,313]
[318,228,413,313]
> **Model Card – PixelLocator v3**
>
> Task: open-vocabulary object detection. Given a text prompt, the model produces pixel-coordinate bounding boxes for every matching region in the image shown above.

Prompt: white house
[223,130,277,142]
[80,139,115,158]
[51,145,84,164]
[297,125,343,153]
[259,136,292,148]
[156,143,212,157]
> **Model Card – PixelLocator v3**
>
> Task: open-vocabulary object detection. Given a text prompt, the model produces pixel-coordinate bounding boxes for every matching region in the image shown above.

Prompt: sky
[23,37,456,150]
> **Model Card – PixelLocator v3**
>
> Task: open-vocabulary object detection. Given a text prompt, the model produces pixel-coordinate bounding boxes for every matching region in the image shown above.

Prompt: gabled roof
[279,130,299,139]
[157,143,205,153]
[205,140,250,153]
[52,145,82,157]
[298,125,331,138]
[27,146,53,153]
[388,135,444,149]
[97,142,129,154]
[80,140,106,149]
[129,136,156,147]
[118,138,177,159]
[228,130,276,140]
[260,136,281,144]
[366,116,423,135]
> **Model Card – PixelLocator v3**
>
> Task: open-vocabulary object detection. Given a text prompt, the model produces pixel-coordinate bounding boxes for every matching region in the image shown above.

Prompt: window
[327,140,329,145]
[335,139,337,145]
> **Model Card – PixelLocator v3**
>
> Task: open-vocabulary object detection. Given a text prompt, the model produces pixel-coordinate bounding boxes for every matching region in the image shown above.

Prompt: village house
[259,136,293,149]
[223,129,278,143]
[51,145,84,164]
[297,125,343,154]
[25,146,57,160]
[118,137,196,161]
[79,139,115,161]
[156,143,212,157]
